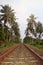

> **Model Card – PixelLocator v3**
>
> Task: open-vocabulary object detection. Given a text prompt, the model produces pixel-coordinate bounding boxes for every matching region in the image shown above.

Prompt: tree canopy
[0,5,20,44]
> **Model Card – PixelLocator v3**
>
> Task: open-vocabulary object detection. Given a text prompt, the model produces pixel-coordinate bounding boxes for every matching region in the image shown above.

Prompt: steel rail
[0,44,19,62]
[24,44,43,64]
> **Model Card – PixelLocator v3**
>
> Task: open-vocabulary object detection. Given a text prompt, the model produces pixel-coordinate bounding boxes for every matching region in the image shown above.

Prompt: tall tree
[12,22,20,39]
[0,5,20,43]
[36,21,43,39]
[0,5,16,41]
[26,14,37,38]
[0,5,14,25]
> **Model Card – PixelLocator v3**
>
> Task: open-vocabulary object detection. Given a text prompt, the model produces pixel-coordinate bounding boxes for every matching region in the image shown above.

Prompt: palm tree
[26,14,37,38]
[25,27,29,36]
[27,14,37,26]
[36,21,43,39]
[0,5,14,25]
[0,5,16,41]
[12,22,20,42]
[0,5,20,42]
[12,22,20,37]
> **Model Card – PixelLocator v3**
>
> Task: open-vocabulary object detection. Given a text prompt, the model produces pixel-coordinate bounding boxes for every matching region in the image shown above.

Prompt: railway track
[0,44,43,65]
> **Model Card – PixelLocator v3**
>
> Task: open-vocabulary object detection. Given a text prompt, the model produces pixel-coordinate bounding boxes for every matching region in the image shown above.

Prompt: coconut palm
[12,22,20,42]
[12,22,20,37]
[0,5,20,43]
[0,5,14,25]
[26,14,37,38]
[0,5,16,41]
[36,21,43,39]
[27,14,37,26]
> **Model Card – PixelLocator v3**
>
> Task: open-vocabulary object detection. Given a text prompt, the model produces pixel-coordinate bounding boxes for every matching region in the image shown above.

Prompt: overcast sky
[0,0,43,39]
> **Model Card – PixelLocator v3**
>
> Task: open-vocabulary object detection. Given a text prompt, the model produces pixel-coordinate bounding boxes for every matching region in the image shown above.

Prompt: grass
[34,45,43,50]
[0,42,16,54]
[30,41,43,50]
[24,40,43,50]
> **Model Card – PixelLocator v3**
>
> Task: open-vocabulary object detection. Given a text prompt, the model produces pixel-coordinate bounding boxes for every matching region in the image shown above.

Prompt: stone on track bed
[0,44,41,65]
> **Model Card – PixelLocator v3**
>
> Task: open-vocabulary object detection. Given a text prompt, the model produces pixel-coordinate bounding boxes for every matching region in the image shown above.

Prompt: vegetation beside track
[23,14,43,50]
[0,5,21,47]
[0,4,21,54]
[23,37,43,50]
[32,44,43,50]
[0,41,20,55]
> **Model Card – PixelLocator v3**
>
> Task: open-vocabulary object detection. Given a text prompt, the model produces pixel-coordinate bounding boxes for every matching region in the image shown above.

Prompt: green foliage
[0,28,5,41]
[36,22,43,39]
[24,14,43,50]
[25,14,43,40]
[24,36,43,44]
[0,42,16,54]
[0,5,21,46]
[26,14,36,37]
[35,45,43,50]
[23,36,43,50]
[23,36,31,43]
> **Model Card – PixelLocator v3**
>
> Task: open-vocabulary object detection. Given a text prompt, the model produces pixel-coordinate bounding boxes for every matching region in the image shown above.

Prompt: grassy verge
[33,45,43,50]
[30,41,43,50]
[0,42,16,54]
[24,41,43,50]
